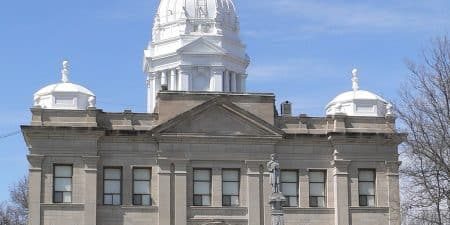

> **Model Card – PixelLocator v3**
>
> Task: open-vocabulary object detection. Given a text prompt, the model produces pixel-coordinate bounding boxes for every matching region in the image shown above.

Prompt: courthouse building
[21,0,404,225]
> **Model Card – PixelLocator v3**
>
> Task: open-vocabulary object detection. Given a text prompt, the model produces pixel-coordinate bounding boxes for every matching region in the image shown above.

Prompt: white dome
[33,61,96,110]
[326,90,387,108]
[35,82,94,97]
[325,69,392,117]
[157,0,237,24]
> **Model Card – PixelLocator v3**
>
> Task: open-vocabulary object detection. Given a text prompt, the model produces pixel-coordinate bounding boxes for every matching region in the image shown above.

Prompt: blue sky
[0,0,449,201]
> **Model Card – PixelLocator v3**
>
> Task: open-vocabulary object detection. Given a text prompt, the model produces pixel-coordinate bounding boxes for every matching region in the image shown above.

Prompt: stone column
[27,154,44,225]
[386,161,401,225]
[210,68,224,92]
[331,159,351,225]
[170,69,177,91]
[230,72,237,92]
[174,161,188,225]
[177,67,190,91]
[246,160,265,225]
[83,156,100,225]
[224,70,230,92]
[212,168,222,206]
[158,160,172,225]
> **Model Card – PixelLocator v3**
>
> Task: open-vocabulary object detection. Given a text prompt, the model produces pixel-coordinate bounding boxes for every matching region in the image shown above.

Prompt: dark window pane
[310,196,318,207]
[54,192,63,203]
[359,196,368,207]
[133,195,142,205]
[223,196,231,206]
[193,195,203,206]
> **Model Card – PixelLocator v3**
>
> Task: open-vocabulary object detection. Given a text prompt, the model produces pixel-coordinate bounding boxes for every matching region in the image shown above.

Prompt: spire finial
[61,60,70,83]
[351,68,359,91]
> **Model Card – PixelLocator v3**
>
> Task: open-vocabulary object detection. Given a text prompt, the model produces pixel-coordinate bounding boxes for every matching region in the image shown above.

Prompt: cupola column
[161,71,168,90]
[170,69,177,91]
[240,74,247,92]
[224,70,231,92]
[147,73,158,113]
[210,67,225,92]
[230,72,237,92]
[178,67,190,91]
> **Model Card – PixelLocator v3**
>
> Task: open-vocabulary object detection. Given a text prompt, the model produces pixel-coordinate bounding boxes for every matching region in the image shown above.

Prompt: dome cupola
[33,61,96,110]
[326,69,393,117]
[144,0,249,113]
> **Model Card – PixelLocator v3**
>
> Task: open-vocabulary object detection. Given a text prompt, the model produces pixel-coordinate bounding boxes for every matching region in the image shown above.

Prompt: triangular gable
[177,37,227,55]
[152,97,284,138]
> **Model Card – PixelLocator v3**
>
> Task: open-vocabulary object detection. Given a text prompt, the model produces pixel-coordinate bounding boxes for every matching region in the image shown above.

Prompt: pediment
[177,38,226,55]
[153,98,283,138]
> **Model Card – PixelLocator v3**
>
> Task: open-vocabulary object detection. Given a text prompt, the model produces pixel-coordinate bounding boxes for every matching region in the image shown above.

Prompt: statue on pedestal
[267,153,286,225]
[267,154,281,193]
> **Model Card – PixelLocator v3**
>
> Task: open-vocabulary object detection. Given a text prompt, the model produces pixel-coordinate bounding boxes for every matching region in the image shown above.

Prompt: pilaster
[386,161,401,225]
[331,159,351,225]
[174,160,188,225]
[212,167,222,206]
[158,159,172,225]
[246,160,265,225]
[83,156,100,225]
[299,169,309,208]
[27,154,44,225]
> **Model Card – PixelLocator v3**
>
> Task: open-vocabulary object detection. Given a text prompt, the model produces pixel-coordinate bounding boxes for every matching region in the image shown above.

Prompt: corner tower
[143,0,250,113]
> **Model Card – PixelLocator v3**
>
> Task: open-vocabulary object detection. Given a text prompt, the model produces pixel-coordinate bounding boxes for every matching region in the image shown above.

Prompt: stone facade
[22,91,404,225]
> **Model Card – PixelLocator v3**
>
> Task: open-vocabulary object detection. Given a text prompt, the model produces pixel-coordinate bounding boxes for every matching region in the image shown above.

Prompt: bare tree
[398,36,450,225]
[0,176,28,225]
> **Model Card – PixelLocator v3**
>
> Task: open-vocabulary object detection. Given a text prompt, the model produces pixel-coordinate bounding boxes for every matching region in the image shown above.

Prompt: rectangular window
[222,169,240,206]
[133,168,152,206]
[104,168,122,205]
[53,165,73,203]
[359,169,376,207]
[281,170,298,207]
[309,170,326,207]
[193,169,211,206]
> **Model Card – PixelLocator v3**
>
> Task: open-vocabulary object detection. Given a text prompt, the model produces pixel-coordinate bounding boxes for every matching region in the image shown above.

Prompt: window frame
[103,167,123,206]
[53,164,73,204]
[222,169,240,207]
[132,167,152,206]
[193,168,212,206]
[358,169,376,207]
[308,170,327,208]
[280,170,299,207]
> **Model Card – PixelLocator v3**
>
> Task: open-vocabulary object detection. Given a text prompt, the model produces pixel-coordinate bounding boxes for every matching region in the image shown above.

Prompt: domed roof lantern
[33,60,96,110]
[325,68,392,117]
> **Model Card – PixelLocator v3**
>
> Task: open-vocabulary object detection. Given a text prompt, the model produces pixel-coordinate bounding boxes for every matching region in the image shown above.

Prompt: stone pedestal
[269,192,286,225]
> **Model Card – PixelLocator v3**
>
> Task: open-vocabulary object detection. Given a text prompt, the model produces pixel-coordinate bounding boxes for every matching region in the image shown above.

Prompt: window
[104,168,122,205]
[222,169,240,206]
[193,169,211,206]
[53,165,72,203]
[280,170,298,207]
[309,170,326,207]
[133,168,151,206]
[359,169,376,207]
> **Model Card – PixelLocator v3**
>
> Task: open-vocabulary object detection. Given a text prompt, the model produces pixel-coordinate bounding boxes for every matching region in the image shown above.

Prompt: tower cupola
[143,0,249,113]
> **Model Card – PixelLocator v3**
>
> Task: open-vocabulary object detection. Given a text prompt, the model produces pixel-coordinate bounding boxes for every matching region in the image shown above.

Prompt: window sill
[284,208,335,214]
[349,207,389,213]
[41,203,84,210]
[98,205,158,212]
